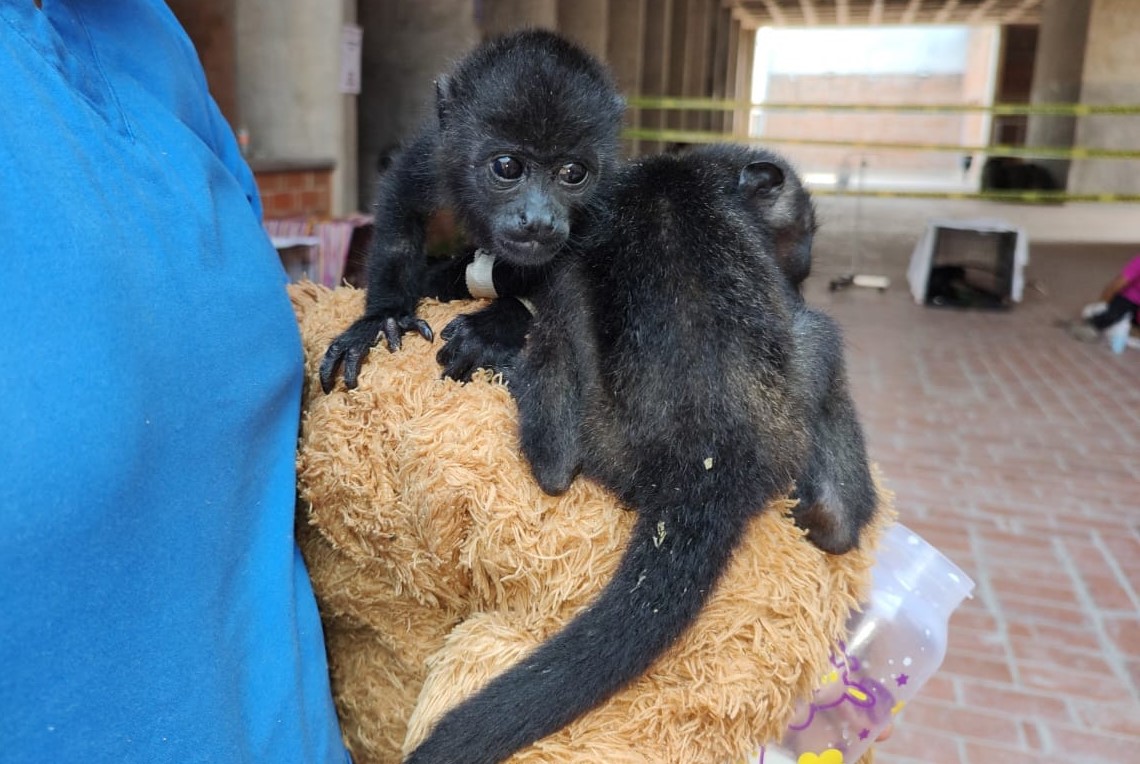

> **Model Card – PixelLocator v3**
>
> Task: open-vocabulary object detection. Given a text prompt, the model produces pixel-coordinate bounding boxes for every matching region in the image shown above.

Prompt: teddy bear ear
[739,161,785,197]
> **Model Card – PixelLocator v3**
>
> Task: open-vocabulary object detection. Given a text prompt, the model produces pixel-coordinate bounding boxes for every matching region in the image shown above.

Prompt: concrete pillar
[1068,0,1140,196]
[606,0,646,156]
[962,26,999,188]
[480,0,557,37]
[356,0,478,209]
[709,5,732,135]
[640,0,674,154]
[557,0,608,59]
[666,0,688,133]
[681,0,714,133]
[734,26,756,139]
[234,0,358,214]
[723,16,741,135]
[1025,0,1092,189]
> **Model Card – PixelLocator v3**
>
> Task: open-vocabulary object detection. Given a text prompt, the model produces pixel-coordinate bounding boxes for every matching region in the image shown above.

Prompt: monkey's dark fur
[406,145,877,764]
[319,29,624,392]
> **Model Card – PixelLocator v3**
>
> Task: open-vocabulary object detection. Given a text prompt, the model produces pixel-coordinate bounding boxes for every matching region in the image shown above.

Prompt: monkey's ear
[739,161,785,197]
[435,75,451,126]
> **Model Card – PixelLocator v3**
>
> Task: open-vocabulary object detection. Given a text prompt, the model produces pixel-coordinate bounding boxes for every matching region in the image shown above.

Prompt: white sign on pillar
[339,24,363,95]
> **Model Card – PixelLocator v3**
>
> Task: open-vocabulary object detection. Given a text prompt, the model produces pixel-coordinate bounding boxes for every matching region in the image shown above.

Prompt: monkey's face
[467,150,600,266]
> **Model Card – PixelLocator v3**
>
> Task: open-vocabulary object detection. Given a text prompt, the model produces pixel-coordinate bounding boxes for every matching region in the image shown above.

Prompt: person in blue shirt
[0,2,350,761]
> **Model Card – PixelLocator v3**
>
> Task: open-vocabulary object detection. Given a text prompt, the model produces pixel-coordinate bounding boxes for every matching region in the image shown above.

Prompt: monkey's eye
[557,162,589,186]
[491,156,524,181]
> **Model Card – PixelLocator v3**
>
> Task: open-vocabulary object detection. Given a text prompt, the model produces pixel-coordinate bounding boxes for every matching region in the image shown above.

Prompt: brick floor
[802,220,1140,764]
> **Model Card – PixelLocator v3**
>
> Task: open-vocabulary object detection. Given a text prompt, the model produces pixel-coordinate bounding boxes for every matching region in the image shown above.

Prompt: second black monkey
[319,29,625,392]
[408,145,878,764]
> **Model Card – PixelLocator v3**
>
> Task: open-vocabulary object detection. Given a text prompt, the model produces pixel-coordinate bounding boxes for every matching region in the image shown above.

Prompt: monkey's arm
[319,131,438,392]
[788,308,877,554]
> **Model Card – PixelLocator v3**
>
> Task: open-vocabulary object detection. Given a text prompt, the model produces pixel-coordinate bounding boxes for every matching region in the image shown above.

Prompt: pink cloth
[264,214,373,287]
[1122,254,1140,304]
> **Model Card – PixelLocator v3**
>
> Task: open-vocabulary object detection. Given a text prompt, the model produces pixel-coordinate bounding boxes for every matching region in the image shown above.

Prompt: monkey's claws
[382,315,434,352]
[437,300,530,382]
[318,313,434,393]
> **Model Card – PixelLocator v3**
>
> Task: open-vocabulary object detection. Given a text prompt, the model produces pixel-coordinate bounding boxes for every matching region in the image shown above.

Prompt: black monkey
[406,145,877,764]
[435,140,816,382]
[319,29,625,392]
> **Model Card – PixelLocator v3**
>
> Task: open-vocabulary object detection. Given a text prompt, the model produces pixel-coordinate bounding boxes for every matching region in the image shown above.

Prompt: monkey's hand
[319,313,434,393]
[437,298,532,383]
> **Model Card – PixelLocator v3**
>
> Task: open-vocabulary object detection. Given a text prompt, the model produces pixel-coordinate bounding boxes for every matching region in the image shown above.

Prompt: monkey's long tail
[404,493,753,764]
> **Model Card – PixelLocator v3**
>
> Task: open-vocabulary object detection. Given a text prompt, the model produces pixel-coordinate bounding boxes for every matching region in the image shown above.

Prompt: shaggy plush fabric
[290,283,890,764]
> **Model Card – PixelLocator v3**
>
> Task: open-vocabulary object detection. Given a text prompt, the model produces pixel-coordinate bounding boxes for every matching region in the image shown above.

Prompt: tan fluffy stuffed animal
[290,283,890,764]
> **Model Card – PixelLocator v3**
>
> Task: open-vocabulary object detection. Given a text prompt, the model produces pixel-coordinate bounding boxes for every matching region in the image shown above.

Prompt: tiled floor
[804,205,1140,764]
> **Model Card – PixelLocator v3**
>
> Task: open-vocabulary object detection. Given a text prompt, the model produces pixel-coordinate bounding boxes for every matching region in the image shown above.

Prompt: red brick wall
[255,169,333,219]
[167,0,237,128]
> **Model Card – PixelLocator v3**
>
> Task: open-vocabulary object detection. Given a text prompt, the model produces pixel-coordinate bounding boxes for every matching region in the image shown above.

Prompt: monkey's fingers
[437,316,480,381]
[318,346,346,394]
[439,314,468,343]
[382,315,435,352]
[382,317,404,352]
[410,318,434,343]
[341,344,370,390]
[437,349,477,383]
[319,318,389,392]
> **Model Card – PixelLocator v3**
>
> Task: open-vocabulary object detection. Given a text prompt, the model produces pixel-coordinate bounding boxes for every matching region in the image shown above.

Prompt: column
[557,0,609,59]
[234,0,359,213]
[1025,0,1093,189]
[1068,0,1140,196]
[606,0,646,156]
[356,0,478,209]
[480,0,557,36]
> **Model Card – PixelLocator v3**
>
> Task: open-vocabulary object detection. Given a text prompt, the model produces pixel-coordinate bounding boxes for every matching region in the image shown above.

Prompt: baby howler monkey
[319,29,625,392]
[408,145,878,764]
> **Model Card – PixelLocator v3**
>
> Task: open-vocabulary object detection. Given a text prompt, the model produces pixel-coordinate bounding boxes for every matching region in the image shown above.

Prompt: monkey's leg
[789,309,877,554]
[508,275,592,496]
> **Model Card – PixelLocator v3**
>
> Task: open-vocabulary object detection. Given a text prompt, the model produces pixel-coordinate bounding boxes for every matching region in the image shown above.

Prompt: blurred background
[169,2,1140,763]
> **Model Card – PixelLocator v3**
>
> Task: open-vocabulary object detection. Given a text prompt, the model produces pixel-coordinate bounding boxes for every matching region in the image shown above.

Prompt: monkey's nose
[509,216,566,247]
[517,214,557,236]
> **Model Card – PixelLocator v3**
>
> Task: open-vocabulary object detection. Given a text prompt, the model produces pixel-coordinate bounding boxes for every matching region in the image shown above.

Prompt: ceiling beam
[1003,0,1041,24]
[731,4,763,30]
[901,0,923,25]
[934,0,959,24]
[869,0,884,25]
[967,0,1000,24]
[837,0,850,25]
[757,0,787,25]
[798,0,819,25]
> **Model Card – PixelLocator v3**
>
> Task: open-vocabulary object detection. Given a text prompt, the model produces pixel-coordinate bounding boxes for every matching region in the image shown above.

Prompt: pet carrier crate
[907,219,1028,309]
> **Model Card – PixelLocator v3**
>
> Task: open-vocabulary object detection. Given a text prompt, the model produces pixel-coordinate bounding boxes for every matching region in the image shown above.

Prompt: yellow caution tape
[621,128,1140,161]
[627,96,1140,117]
[809,188,1140,204]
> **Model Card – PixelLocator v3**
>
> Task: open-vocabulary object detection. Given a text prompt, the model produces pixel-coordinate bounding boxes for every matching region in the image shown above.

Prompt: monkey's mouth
[494,236,562,266]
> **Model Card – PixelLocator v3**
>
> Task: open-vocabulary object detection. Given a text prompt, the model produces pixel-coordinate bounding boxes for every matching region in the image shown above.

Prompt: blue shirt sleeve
[0,2,347,762]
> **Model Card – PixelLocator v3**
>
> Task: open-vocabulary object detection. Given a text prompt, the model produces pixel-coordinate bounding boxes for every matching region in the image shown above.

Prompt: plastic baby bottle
[752,522,975,764]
